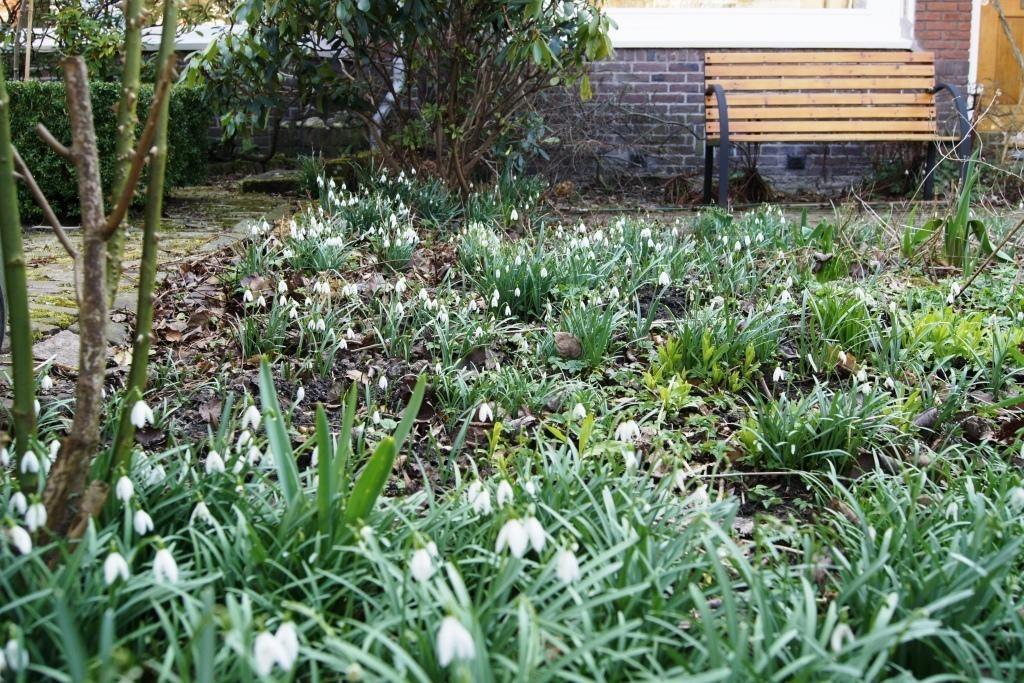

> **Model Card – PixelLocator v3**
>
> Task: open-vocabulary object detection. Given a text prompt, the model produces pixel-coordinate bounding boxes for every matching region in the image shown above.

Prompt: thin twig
[12,147,79,260]
[954,214,1024,301]
[35,122,72,160]
[102,55,177,239]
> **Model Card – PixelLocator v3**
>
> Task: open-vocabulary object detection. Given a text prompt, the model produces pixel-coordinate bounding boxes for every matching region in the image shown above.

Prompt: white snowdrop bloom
[40,374,53,392]
[467,481,492,515]
[34,399,40,417]
[523,516,545,552]
[496,480,514,508]
[130,400,155,429]
[837,350,848,365]
[524,480,537,497]
[772,366,786,382]
[25,502,47,532]
[256,295,267,308]
[658,271,671,287]
[540,266,548,278]
[474,326,484,339]
[236,430,253,451]
[410,546,436,582]
[555,548,581,584]
[20,451,39,474]
[395,277,407,295]
[254,631,288,676]
[690,486,710,508]
[504,304,511,317]
[490,290,500,309]
[315,318,326,332]
[830,623,855,653]
[744,235,751,247]
[778,289,792,305]
[437,616,475,667]
[103,551,130,585]
[205,450,226,474]
[8,491,27,515]
[190,501,215,526]
[514,287,521,298]
[5,525,32,555]
[241,405,262,431]
[115,476,134,503]
[378,375,388,391]
[624,449,639,472]
[615,420,641,443]
[858,382,872,395]
[243,289,254,303]
[884,376,896,390]
[0,447,9,467]
[510,208,519,221]
[278,280,288,294]
[295,386,306,405]
[133,509,155,535]
[855,368,868,383]
[733,240,742,252]
[153,548,179,583]
[247,446,263,466]
[275,622,300,672]
[49,440,61,460]
[496,518,530,558]
[478,403,494,423]
[571,403,587,420]
[1008,487,1024,512]
[3,639,27,671]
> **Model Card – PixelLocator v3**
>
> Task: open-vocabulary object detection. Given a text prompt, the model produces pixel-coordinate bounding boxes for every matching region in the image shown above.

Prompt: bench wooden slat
[707,106,936,121]
[706,120,936,135]
[705,51,934,65]
[708,93,934,107]
[705,64,936,78]
[707,133,957,142]
[708,77,936,91]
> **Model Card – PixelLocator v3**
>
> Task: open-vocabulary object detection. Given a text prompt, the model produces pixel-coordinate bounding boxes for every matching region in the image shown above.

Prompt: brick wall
[545,3,974,196]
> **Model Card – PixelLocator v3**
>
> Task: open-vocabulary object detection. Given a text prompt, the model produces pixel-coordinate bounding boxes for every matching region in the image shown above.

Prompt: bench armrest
[931,82,971,143]
[705,84,730,142]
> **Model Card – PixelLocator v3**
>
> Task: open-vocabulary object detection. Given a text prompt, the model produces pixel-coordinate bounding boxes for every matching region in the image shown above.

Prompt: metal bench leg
[703,142,714,204]
[924,140,936,201]
[706,84,731,208]
[931,82,973,193]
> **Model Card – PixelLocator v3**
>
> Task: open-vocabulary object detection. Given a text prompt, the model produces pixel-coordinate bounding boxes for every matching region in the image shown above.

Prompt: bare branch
[35,123,72,160]
[11,147,79,260]
[102,55,177,239]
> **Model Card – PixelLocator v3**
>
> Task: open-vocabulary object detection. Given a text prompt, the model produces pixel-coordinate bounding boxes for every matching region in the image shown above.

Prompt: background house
[557,0,982,194]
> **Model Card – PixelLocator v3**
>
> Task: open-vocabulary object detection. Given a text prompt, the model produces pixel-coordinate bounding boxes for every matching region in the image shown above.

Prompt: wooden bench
[703,51,971,206]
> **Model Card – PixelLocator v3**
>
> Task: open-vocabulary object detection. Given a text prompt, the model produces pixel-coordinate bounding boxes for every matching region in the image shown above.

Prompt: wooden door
[978,0,1024,134]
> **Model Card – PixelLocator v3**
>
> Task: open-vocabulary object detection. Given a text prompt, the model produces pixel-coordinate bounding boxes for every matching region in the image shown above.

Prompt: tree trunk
[43,57,108,536]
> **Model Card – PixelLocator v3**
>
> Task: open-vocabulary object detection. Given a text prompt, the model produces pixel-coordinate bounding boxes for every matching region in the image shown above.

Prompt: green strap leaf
[258,359,302,504]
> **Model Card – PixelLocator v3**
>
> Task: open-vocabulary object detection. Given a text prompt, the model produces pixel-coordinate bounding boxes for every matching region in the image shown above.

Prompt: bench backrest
[704,51,939,143]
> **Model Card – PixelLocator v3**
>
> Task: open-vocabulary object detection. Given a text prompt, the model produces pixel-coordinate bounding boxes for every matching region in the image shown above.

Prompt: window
[605,0,913,49]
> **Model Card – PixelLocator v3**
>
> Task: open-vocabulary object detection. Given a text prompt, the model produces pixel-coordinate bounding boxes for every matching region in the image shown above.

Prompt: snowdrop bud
[571,403,587,420]
[467,481,492,515]
[555,548,581,584]
[25,501,47,532]
[133,509,155,535]
[0,447,8,467]
[496,518,529,558]
[295,386,306,405]
[103,551,130,585]
[152,547,179,583]
[34,399,40,416]
[40,374,53,392]
[378,375,388,391]
[478,403,494,423]
[20,451,40,474]
[130,400,154,429]
[523,516,545,552]
[5,525,32,554]
[496,480,514,508]
[257,295,267,308]
[115,476,134,503]
[243,289,254,303]
[410,546,436,582]
[8,491,27,515]
[205,450,226,474]
[436,616,475,667]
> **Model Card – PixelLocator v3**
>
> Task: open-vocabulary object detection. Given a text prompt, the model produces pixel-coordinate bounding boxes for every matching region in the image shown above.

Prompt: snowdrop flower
[378,375,388,391]
[778,289,792,305]
[243,289,254,303]
[830,623,855,653]
[409,542,439,582]
[658,271,671,287]
[690,485,710,508]
[34,399,40,417]
[115,476,134,503]
[3,639,27,672]
[256,295,267,308]
[275,622,299,672]
[254,631,289,676]
[510,208,519,221]
[524,480,538,497]
[478,403,494,423]
[496,518,529,558]
[25,501,46,532]
[496,480,514,508]
[772,366,786,382]
[555,548,581,584]
[436,616,475,666]
[40,374,53,392]
[624,449,639,472]
[0,447,8,467]
[130,400,154,429]
[467,481,492,515]
[205,450,226,474]
[571,403,587,420]
[8,491,26,515]
[103,551,130,585]
[540,266,548,278]
[20,451,39,474]
[1008,487,1024,512]
[884,376,896,390]
[241,403,262,430]
[133,509,155,535]
[295,386,306,405]
[5,525,32,554]
[153,547,179,583]
[523,516,545,552]
[615,420,641,443]
[190,501,214,526]
[947,281,961,304]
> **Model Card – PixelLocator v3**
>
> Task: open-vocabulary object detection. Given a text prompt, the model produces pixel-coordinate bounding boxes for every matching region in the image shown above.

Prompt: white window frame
[607,0,915,50]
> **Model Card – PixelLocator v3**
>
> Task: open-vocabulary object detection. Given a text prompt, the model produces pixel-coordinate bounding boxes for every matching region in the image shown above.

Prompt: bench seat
[702,51,971,205]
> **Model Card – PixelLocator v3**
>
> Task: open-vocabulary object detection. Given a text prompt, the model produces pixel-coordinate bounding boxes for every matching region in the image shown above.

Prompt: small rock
[960,415,993,444]
[302,116,326,130]
[553,332,582,359]
[33,330,81,371]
